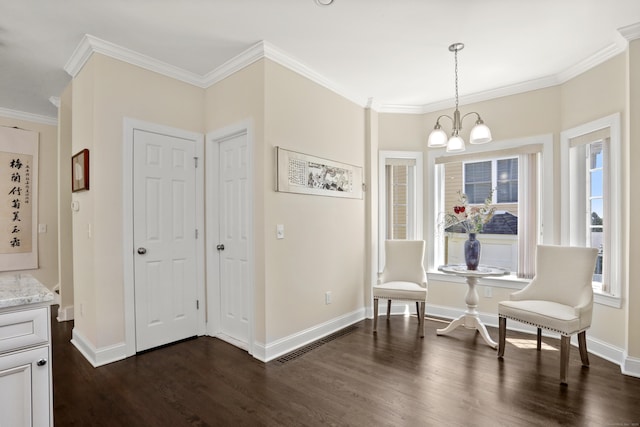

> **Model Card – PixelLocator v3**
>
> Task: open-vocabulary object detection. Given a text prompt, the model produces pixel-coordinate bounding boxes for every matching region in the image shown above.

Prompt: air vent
[275,325,358,364]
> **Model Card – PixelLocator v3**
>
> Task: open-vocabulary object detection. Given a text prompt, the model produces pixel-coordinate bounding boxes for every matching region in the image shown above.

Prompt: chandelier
[427,43,492,152]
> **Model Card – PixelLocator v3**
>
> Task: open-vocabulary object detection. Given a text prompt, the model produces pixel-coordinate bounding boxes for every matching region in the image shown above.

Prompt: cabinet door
[0,346,50,427]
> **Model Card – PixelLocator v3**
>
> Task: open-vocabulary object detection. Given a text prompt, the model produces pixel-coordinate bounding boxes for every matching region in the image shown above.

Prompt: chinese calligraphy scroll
[276,147,363,199]
[0,126,38,271]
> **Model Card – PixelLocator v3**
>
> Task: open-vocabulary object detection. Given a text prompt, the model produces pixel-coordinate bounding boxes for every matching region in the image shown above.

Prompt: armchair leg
[578,331,590,367]
[386,300,392,319]
[416,302,420,320]
[373,298,379,333]
[498,316,506,358]
[560,335,571,385]
[419,302,426,338]
[537,328,542,351]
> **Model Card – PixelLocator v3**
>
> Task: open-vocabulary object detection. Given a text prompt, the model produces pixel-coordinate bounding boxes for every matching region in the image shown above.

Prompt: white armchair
[498,245,598,384]
[373,240,428,337]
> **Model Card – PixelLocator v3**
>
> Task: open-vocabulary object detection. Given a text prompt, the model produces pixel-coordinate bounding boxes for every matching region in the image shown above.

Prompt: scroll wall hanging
[276,147,363,199]
[0,126,39,271]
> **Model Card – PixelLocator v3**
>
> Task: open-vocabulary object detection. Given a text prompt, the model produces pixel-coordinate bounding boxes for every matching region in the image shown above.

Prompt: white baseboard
[56,305,74,322]
[252,308,366,362]
[71,328,127,367]
[622,354,640,378]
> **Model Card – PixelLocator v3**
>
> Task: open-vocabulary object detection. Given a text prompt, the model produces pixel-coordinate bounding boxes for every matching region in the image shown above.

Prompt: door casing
[206,120,255,356]
[123,118,206,357]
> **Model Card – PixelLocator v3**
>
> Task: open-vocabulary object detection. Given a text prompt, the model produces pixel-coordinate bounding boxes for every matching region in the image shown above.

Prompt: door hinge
[194,156,199,168]
[195,229,199,239]
[196,300,199,310]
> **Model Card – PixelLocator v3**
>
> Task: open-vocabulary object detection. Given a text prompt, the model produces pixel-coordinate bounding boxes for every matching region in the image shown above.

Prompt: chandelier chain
[454,48,459,111]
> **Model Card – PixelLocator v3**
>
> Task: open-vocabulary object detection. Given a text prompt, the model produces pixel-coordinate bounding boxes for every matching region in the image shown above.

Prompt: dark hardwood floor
[51,306,640,426]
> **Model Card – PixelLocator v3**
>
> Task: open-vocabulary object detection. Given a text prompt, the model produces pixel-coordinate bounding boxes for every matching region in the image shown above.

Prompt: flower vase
[464,233,481,270]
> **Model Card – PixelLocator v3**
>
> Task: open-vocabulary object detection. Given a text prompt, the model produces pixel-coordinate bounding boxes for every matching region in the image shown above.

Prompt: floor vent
[275,325,358,364]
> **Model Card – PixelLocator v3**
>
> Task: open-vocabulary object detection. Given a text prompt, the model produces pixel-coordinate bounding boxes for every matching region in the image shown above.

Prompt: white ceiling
[2,0,640,122]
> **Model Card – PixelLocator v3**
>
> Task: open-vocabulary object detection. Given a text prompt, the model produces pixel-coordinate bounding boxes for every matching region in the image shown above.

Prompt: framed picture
[276,147,363,199]
[72,149,89,192]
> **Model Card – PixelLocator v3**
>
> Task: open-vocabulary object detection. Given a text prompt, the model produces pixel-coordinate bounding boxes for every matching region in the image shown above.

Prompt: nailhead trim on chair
[498,314,588,337]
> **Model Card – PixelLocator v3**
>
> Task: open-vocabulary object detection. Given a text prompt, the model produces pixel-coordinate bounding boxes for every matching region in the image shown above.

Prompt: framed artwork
[0,126,39,270]
[276,147,363,199]
[72,149,89,192]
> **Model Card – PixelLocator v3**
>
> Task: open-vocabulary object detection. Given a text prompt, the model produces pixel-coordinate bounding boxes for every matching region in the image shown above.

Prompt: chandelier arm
[461,111,483,124]
[434,114,454,127]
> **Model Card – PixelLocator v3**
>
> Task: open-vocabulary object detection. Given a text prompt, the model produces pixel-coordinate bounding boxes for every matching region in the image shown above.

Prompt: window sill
[594,292,622,308]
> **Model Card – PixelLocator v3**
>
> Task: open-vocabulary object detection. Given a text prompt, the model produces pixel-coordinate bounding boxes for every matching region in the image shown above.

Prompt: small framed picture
[72,149,89,192]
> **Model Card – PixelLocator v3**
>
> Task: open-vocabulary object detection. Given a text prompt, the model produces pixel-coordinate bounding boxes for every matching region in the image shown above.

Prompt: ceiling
[2,0,640,122]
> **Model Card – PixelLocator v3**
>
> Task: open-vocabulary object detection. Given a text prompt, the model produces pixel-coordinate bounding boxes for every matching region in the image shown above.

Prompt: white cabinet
[0,305,53,427]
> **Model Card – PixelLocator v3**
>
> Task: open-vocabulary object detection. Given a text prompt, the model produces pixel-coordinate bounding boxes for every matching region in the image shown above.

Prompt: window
[446,157,519,272]
[389,164,409,239]
[561,113,621,307]
[588,142,604,283]
[378,151,423,268]
[463,157,519,204]
[427,135,554,280]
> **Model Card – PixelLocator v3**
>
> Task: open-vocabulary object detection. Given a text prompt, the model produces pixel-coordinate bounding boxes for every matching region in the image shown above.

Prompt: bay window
[427,135,554,281]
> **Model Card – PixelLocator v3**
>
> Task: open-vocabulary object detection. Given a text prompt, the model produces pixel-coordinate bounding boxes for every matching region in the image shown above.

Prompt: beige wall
[263,60,366,341]
[58,83,74,316]
[71,53,204,348]
[627,39,640,358]
[204,60,267,343]
[378,54,631,351]
[560,53,628,349]
[0,116,59,288]
[207,59,367,344]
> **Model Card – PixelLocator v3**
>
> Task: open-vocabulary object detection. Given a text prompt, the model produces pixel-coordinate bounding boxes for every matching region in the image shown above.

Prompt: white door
[133,129,199,352]
[215,132,250,346]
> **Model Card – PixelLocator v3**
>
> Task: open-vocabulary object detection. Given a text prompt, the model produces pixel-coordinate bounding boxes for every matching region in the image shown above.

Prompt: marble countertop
[0,273,54,309]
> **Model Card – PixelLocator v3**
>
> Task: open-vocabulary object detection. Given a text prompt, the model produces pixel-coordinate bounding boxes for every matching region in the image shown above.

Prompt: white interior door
[133,129,199,352]
[213,132,251,347]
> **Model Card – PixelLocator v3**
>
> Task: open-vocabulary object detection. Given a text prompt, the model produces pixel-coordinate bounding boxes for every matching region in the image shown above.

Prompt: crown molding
[65,35,369,107]
[63,24,639,116]
[201,41,266,87]
[557,40,627,83]
[261,41,369,107]
[379,74,561,114]
[619,22,640,41]
[49,96,60,108]
[64,34,204,87]
[0,107,57,126]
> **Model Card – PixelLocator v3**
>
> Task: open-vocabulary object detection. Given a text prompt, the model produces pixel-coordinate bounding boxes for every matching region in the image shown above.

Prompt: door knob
[37,359,47,366]
[216,244,225,251]
[137,247,147,255]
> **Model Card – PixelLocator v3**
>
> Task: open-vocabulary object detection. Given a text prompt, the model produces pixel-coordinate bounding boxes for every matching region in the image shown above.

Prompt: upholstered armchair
[373,240,428,337]
[498,244,598,384]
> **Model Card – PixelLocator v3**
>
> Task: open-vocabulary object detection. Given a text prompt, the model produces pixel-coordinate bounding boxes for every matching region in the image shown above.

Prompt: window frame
[378,151,423,270]
[560,113,621,308]
[462,156,519,204]
[426,135,554,288]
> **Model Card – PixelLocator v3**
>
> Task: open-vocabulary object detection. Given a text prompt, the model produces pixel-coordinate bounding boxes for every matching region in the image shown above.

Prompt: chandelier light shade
[427,43,492,152]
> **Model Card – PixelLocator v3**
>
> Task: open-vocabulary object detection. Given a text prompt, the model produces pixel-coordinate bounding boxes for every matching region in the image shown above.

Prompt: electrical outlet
[484,286,492,298]
[325,291,332,304]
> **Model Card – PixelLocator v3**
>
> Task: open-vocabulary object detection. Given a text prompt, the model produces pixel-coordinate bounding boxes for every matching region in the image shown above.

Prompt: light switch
[276,224,285,239]
[38,224,47,233]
